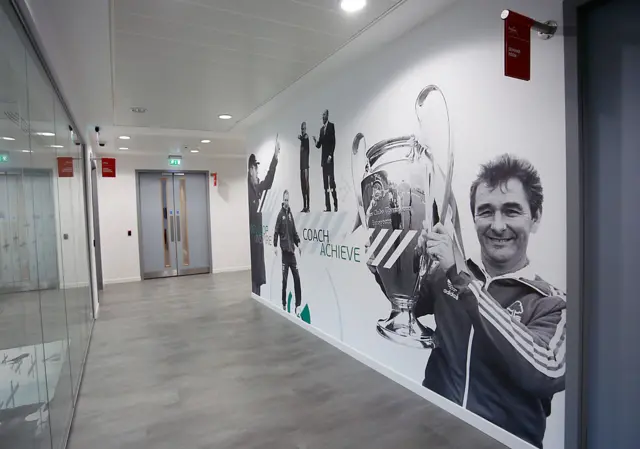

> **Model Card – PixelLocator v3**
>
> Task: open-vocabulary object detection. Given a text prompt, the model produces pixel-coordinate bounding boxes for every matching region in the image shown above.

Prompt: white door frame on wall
[564,1,605,448]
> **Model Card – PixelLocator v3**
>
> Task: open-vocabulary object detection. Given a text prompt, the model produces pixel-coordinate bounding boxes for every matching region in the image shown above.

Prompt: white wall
[96,154,249,284]
[247,0,566,448]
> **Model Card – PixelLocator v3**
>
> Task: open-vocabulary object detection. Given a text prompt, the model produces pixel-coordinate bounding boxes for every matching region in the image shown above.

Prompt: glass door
[173,172,210,276]
[138,172,179,279]
[138,172,211,279]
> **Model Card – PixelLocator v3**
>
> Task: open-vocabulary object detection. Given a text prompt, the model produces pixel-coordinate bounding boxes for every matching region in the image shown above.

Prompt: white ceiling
[15,0,457,158]
[112,0,402,133]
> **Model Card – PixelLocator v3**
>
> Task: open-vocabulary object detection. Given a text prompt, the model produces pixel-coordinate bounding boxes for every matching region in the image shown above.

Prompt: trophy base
[377,310,437,349]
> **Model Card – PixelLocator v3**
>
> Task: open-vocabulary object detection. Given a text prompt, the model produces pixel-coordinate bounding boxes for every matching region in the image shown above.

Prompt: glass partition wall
[0,4,94,449]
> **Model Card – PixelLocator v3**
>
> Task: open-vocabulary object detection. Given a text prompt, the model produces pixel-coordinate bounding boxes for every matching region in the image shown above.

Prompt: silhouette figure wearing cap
[248,141,280,295]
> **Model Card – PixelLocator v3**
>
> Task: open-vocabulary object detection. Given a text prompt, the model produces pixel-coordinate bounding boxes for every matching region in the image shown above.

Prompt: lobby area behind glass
[0,4,94,449]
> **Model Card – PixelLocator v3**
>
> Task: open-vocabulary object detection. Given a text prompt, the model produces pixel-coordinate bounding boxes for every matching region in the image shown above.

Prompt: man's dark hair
[469,154,543,218]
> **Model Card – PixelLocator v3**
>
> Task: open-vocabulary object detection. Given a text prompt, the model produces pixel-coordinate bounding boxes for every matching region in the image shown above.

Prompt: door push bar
[501,9,558,40]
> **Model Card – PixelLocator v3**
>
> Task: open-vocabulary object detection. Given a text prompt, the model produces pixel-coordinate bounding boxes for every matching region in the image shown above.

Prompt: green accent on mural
[286,292,311,324]
[300,305,311,324]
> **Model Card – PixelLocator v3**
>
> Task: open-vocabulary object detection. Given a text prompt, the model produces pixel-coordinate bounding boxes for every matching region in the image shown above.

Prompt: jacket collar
[468,258,552,297]
[468,258,538,283]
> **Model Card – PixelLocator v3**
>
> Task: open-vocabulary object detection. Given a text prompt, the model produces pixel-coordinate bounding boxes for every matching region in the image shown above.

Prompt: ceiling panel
[112,0,405,132]
[98,131,245,157]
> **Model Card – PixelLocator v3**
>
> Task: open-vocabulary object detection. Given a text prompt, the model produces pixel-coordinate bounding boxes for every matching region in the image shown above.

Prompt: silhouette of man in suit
[313,109,337,212]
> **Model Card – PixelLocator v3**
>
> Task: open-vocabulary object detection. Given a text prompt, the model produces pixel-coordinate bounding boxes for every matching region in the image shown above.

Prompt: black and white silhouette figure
[299,122,310,213]
[313,109,337,212]
[247,141,280,295]
[274,190,302,314]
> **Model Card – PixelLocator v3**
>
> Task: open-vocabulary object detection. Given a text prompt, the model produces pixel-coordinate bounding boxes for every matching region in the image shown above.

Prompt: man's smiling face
[473,178,540,273]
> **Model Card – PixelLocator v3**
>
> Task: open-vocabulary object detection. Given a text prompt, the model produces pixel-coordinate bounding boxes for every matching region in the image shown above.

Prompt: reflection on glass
[161,178,171,268]
[27,40,74,449]
[179,178,190,266]
[1,4,93,449]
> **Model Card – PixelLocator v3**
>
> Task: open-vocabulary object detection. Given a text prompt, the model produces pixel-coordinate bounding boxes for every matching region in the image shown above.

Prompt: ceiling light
[36,132,55,137]
[130,107,147,113]
[22,149,32,153]
[340,0,366,13]
[2,136,16,141]
[218,114,232,120]
[201,139,211,144]
[119,136,131,140]
[119,147,129,151]
[190,149,199,153]
[50,145,64,148]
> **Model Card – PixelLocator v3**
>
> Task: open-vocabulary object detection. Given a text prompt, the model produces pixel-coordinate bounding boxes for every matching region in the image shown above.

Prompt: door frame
[135,169,213,280]
[563,1,610,448]
[90,158,104,290]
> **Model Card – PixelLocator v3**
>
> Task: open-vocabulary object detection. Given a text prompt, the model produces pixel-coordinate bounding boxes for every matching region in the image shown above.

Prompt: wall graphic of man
[313,109,337,212]
[415,154,566,449]
[274,190,302,314]
[247,142,279,295]
[299,122,310,212]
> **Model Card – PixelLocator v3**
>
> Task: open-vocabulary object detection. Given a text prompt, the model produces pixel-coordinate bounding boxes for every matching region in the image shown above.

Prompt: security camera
[95,126,100,133]
[98,141,106,147]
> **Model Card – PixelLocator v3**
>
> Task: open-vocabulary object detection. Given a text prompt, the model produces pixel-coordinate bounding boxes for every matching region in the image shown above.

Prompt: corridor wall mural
[246,1,567,448]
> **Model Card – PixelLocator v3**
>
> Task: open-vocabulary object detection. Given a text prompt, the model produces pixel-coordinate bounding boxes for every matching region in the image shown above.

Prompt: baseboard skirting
[212,266,250,274]
[104,277,141,285]
[251,293,533,449]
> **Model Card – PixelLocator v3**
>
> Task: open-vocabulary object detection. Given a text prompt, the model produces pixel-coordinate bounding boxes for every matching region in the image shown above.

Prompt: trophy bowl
[351,85,464,349]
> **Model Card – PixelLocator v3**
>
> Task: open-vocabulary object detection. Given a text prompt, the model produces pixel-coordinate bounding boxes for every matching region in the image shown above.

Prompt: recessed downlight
[2,136,16,141]
[218,114,232,120]
[201,139,211,144]
[190,149,200,153]
[36,132,55,137]
[340,0,366,13]
[50,145,64,148]
[119,135,131,140]
[119,147,129,151]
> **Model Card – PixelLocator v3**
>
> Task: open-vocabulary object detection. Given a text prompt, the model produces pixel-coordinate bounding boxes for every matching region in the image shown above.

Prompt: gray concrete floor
[68,271,505,449]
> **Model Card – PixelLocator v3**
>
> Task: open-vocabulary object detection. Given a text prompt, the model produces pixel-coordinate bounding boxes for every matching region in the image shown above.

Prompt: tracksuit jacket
[274,206,300,253]
[415,260,567,448]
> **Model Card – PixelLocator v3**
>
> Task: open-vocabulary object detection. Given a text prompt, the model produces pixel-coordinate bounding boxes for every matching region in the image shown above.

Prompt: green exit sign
[168,158,181,166]
[0,154,8,163]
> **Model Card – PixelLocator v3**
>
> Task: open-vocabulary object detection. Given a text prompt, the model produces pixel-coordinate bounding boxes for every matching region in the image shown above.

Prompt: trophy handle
[413,85,466,285]
[352,133,368,232]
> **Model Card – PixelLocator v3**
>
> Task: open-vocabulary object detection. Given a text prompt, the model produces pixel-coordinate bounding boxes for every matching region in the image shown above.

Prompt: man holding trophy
[414,154,566,449]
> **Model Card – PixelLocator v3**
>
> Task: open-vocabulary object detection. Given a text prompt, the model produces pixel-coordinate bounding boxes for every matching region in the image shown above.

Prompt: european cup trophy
[351,85,465,349]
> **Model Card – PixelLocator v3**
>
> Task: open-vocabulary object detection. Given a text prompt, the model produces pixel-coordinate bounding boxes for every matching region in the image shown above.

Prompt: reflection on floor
[0,287,92,449]
[0,340,66,447]
[69,271,505,449]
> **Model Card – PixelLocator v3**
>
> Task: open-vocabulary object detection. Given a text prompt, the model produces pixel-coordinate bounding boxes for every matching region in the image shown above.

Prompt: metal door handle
[170,215,175,242]
[177,216,181,242]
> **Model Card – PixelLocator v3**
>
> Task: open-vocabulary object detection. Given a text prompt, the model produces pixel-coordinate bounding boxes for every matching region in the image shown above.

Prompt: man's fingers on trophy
[426,246,443,260]
[427,231,447,242]
[432,223,448,235]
